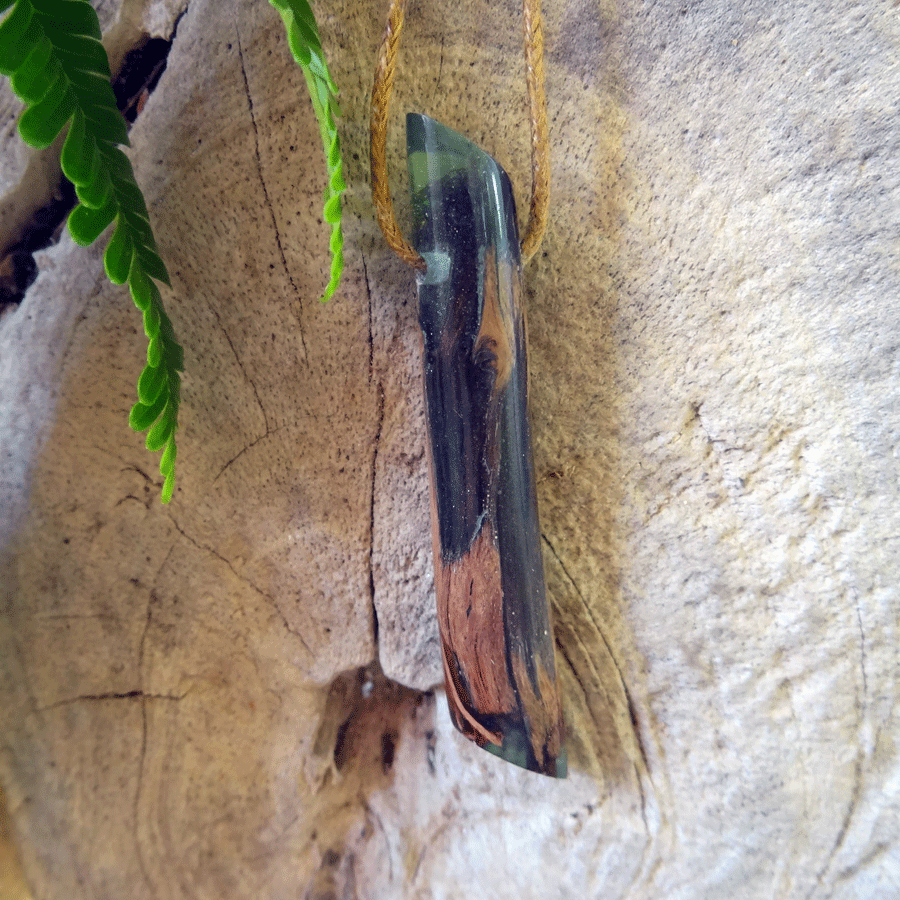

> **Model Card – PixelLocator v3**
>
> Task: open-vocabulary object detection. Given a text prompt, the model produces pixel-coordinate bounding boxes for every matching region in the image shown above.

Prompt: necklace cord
[520,0,549,260]
[370,0,426,270]
[369,0,549,269]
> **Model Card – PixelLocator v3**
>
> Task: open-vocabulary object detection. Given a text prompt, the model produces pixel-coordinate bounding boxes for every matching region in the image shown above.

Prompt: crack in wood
[434,35,445,99]
[236,27,309,365]
[541,532,652,780]
[809,753,864,897]
[362,254,374,381]
[134,581,154,893]
[368,386,385,650]
[207,301,270,436]
[37,689,187,712]
[856,600,868,701]
[214,425,283,483]
[362,254,383,654]
[167,515,311,655]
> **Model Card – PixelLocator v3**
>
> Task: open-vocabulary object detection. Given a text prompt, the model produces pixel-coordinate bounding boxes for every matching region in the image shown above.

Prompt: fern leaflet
[0,0,183,502]
[269,0,345,301]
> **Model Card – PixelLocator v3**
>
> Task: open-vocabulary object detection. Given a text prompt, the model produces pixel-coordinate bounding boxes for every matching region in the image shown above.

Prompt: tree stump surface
[1,0,897,897]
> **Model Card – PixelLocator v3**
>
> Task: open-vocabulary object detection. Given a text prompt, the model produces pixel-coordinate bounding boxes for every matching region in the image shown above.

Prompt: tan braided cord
[370,0,550,267]
[370,0,426,270]
[519,0,550,260]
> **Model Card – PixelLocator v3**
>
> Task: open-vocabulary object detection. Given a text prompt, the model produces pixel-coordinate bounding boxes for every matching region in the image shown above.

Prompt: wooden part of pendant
[407,113,566,777]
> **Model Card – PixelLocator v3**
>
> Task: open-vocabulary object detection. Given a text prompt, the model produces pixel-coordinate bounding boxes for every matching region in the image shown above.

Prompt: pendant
[406,114,565,777]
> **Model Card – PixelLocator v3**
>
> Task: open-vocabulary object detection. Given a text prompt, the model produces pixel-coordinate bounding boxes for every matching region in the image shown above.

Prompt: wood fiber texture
[0,0,898,897]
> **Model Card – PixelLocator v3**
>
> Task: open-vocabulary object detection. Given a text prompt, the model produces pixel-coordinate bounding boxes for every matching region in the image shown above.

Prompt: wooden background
[1,0,898,896]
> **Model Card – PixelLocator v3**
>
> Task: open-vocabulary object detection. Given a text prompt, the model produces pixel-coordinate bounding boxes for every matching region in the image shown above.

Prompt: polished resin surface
[407,113,565,777]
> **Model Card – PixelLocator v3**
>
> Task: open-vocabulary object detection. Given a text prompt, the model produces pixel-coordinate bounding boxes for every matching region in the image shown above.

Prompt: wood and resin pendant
[406,114,565,777]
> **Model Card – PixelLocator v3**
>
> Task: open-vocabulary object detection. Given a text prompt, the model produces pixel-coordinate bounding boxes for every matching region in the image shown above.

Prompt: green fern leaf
[129,267,152,311]
[142,298,160,338]
[145,405,174,452]
[10,38,54,100]
[159,436,176,478]
[18,79,75,146]
[67,197,116,245]
[269,0,345,302]
[104,216,133,284]
[0,3,37,75]
[0,0,183,503]
[129,388,168,432]
[146,333,162,367]
[161,469,175,504]
[60,108,94,184]
[137,361,167,405]
[35,0,102,39]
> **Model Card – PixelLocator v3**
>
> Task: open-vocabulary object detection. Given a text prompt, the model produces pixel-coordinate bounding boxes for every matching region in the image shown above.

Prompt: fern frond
[269,0,345,302]
[0,0,183,503]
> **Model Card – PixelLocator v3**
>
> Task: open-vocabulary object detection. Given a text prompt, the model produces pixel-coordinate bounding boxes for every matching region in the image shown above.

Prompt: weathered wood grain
[1,0,898,895]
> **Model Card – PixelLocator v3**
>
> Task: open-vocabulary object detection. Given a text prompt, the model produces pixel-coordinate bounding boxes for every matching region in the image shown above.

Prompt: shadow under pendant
[407,113,566,778]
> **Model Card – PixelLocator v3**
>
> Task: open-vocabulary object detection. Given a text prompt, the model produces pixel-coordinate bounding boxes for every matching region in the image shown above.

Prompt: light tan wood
[1,0,898,895]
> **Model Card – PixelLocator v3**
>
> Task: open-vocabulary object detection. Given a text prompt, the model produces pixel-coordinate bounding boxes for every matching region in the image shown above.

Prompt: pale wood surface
[1,0,898,897]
